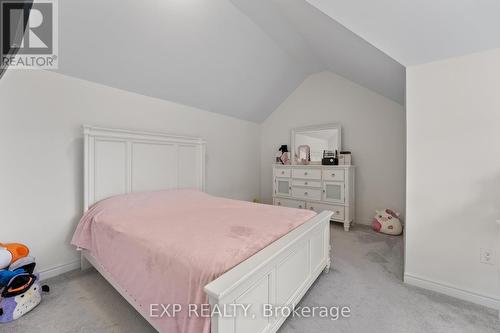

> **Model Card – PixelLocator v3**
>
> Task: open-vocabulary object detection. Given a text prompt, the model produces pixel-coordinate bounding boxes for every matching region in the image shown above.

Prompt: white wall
[261,71,406,225]
[405,48,500,307]
[0,70,261,278]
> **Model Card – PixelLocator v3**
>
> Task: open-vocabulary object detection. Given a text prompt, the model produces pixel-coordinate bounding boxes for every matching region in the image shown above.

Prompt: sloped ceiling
[56,0,405,122]
[306,0,500,66]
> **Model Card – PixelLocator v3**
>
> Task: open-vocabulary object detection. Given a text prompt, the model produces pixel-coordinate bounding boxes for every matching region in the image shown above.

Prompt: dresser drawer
[291,179,321,188]
[292,168,321,180]
[322,169,345,181]
[291,187,321,201]
[275,167,291,178]
[274,198,306,209]
[306,202,345,220]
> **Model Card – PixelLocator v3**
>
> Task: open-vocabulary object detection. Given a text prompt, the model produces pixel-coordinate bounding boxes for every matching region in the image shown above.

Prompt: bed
[75,126,333,333]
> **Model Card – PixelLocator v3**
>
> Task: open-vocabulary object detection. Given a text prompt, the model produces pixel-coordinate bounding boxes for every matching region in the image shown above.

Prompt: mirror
[291,123,342,164]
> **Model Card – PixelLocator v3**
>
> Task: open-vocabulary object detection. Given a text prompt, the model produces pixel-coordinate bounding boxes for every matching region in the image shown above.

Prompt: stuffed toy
[0,257,36,287]
[372,209,403,235]
[0,269,26,287]
[0,243,29,269]
[0,275,42,323]
[0,254,48,323]
[9,257,36,273]
[0,243,33,290]
[0,249,11,270]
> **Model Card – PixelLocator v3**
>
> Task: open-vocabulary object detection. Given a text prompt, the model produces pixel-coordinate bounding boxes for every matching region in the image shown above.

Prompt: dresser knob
[331,173,335,177]
[281,171,285,175]
[310,207,314,210]
[299,205,302,208]
[277,202,281,206]
[304,181,308,185]
[304,172,308,175]
[336,210,340,214]
[304,192,308,195]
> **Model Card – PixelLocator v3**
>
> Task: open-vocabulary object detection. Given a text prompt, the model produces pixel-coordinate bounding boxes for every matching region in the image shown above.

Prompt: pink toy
[372,209,402,235]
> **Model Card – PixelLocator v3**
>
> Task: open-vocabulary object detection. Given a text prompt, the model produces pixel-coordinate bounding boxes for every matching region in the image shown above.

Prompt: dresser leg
[344,222,351,232]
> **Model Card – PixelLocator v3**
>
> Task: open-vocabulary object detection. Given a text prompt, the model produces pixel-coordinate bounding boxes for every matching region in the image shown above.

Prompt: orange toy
[0,243,29,264]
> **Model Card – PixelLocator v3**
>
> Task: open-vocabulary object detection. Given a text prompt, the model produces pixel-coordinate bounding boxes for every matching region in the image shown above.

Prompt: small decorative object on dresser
[321,150,335,165]
[276,145,290,165]
[273,164,355,231]
[297,145,311,164]
[339,151,352,165]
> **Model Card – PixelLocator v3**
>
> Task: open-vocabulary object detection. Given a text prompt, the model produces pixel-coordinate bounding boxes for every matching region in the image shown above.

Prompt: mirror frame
[291,123,342,164]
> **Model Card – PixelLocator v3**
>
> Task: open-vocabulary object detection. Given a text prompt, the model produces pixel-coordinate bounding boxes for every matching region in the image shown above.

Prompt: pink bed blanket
[71,189,315,333]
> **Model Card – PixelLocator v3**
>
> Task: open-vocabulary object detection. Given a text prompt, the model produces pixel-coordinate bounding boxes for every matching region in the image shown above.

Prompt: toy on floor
[0,250,11,270]
[0,274,42,323]
[372,209,403,235]
[0,243,49,323]
[0,243,32,287]
[0,243,29,269]
[0,268,27,287]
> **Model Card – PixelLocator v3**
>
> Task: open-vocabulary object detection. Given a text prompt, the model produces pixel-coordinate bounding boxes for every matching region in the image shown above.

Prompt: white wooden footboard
[204,210,333,333]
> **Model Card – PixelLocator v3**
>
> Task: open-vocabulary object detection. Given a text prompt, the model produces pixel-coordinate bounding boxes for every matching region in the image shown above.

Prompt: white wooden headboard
[83,126,206,211]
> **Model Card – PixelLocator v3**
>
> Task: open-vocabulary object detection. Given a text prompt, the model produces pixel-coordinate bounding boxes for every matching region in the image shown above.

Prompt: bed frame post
[324,244,332,273]
[80,252,92,271]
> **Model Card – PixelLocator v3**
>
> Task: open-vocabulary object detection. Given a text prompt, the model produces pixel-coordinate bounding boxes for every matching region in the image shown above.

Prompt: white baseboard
[404,273,500,310]
[37,260,81,281]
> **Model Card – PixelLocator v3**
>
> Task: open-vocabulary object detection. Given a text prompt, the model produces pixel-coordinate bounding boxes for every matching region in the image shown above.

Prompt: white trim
[83,125,207,144]
[404,272,500,309]
[37,260,81,282]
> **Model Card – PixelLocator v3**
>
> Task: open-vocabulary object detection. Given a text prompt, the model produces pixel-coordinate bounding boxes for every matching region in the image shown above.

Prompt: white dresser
[273,164,355,231]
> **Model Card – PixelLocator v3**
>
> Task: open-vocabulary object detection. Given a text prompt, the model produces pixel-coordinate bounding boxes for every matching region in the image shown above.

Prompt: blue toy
[0,269,25,287]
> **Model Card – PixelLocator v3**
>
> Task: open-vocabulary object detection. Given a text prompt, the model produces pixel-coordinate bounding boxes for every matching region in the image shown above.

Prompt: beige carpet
[2,224,499,333]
